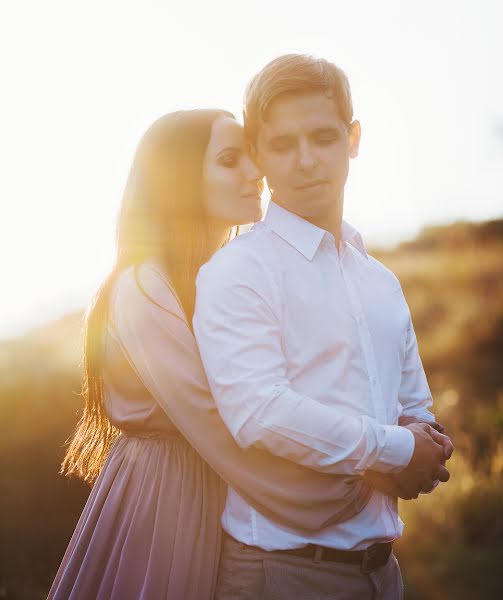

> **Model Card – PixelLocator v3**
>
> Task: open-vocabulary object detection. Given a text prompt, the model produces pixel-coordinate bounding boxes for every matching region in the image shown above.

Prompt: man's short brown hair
[244,54,354,144]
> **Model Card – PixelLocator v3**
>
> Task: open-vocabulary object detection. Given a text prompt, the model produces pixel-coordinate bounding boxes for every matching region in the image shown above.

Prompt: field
[1,219,502,599]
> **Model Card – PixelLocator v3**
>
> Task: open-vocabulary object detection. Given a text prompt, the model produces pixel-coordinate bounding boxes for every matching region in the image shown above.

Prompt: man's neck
[274,196,344,250]
[307,209,343,249]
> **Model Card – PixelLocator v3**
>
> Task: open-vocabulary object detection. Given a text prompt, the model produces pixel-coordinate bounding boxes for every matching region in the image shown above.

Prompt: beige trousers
[215,535,404,600]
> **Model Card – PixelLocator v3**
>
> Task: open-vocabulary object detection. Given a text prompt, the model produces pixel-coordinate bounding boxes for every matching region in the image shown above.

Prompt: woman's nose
[242,155,262,182]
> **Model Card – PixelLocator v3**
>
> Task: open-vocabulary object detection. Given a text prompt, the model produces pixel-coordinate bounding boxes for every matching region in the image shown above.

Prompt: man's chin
[277,194,334,220]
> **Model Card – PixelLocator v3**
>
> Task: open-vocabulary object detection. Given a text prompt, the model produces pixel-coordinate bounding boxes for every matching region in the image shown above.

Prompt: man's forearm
[208,379,416,476]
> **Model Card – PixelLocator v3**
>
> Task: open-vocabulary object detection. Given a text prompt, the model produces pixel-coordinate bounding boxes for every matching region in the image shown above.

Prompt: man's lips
[293,180,328,190]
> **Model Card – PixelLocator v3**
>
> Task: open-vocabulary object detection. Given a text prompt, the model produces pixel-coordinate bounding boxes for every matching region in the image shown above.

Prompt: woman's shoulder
[111,262,186,326]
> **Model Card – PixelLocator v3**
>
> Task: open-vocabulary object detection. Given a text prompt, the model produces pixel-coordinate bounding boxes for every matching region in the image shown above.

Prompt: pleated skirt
[48,433,227,600]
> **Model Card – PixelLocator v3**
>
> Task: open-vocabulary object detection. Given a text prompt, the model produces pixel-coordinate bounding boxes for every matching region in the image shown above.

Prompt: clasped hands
[363,416,454,500]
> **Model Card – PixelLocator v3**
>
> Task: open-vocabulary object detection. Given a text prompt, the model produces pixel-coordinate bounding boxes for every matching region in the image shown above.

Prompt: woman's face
[202,116,263,226]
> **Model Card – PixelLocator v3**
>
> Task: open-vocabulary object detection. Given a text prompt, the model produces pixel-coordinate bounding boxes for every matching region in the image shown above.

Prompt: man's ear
[348,120,361,159]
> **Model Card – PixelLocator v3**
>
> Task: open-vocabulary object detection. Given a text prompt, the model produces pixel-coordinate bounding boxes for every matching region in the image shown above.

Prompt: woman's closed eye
[218,150,240,168]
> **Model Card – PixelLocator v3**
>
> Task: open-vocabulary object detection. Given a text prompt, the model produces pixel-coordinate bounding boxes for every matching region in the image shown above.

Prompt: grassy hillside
[372,219,503,599]
[1,218,502,599]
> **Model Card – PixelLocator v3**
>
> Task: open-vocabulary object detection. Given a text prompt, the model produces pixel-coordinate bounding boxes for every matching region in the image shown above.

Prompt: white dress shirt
[193,201,435,551]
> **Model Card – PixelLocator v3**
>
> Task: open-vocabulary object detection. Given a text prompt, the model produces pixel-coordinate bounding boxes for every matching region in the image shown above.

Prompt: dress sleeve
[110,264,371,532]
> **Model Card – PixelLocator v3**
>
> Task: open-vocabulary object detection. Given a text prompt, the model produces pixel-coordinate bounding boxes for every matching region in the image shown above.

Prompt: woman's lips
[241,192,262,201]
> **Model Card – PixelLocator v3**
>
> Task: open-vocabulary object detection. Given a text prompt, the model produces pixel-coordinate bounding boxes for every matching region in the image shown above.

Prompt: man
[193,54,453,599]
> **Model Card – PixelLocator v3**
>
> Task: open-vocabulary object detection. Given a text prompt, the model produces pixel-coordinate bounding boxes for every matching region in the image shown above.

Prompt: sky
[0,0,502,338]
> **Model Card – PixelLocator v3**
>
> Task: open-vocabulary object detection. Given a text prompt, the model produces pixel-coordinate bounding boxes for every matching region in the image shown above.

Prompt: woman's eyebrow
[216,146,240,158]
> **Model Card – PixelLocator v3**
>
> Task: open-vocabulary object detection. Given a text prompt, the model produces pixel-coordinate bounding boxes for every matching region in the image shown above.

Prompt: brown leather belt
[223,531,393,574]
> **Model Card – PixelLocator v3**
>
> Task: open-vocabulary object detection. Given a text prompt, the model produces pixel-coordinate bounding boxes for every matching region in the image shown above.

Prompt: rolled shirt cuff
[372,425,415,473]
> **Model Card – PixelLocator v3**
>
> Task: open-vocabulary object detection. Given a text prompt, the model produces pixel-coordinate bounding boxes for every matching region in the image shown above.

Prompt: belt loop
[313,545,323,564]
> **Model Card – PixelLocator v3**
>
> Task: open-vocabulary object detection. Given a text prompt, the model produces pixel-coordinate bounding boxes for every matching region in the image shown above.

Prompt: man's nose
[297,139,317,172]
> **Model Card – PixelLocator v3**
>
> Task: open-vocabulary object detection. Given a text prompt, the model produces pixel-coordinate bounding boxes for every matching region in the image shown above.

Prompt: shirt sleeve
[193,248,414,476]
[398,312,436,423]
[109,264,372,531]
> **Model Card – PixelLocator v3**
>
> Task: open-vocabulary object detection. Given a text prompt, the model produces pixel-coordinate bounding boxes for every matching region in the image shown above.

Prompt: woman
[48,110,370,600]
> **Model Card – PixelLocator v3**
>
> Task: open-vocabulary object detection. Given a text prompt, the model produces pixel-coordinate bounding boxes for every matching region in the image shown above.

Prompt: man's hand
[392,422,452,498]
[364,420,454,499]
[398,416,453,462]
[398,415,445,434]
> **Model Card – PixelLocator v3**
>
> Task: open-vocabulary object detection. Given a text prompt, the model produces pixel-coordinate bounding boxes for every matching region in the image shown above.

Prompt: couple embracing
[48,54,453,600]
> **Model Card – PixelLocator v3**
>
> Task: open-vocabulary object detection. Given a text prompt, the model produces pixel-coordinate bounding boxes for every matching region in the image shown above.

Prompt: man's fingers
[399,417,446,434]
[428,427,454,460]
[434,464,450,483]
[407,486,421,500]
[398,415,421,427]
[420,479,436,494]
[428,421,445,434]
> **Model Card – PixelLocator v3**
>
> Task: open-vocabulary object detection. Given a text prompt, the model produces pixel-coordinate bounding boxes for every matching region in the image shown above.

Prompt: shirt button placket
[342,262,387,424]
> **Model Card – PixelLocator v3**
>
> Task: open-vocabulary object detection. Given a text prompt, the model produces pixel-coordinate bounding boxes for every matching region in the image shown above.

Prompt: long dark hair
[61,109,234,483]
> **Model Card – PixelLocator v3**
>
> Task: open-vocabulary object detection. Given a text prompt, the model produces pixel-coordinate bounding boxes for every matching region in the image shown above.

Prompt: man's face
[255,92,360,222]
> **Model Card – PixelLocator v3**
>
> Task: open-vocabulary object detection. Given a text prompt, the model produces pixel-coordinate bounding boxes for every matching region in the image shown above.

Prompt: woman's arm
[110,264,371,532]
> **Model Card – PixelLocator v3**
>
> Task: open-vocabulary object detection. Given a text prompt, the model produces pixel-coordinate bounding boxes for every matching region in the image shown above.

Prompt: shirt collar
[340,220,368,259]
[263,201,368,261]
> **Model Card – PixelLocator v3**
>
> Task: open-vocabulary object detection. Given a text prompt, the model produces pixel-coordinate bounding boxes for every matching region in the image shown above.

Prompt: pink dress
[48,263,371,599]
